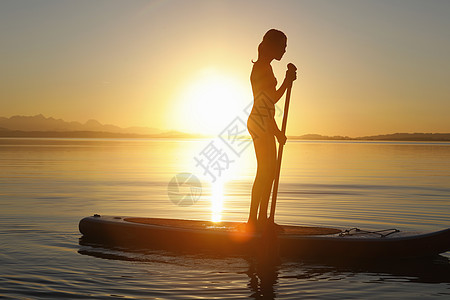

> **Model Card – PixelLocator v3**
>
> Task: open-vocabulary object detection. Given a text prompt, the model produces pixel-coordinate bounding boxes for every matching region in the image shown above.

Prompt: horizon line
[1,114,449,139]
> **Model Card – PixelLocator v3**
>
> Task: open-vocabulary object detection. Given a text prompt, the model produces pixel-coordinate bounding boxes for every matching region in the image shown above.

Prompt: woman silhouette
[247,29,297,230]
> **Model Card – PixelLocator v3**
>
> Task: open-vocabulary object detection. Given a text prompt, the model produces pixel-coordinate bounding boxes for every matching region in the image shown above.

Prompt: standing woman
[247,29,297,229]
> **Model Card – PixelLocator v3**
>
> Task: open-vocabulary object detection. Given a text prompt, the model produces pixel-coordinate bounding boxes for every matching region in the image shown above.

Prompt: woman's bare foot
[261,221,285,233]
[238,219,257,233]
[272,222,285,233]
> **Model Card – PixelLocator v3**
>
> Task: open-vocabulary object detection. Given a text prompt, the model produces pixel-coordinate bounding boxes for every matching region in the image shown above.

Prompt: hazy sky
[1,0,449,136]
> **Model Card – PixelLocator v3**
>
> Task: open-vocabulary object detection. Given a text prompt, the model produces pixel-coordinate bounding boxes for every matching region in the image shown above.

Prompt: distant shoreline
[2,115,449,142]
[0,130,449,142]
[0,130,201,139]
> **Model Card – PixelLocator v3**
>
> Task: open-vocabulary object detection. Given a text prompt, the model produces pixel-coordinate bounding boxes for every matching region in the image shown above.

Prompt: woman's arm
[269,68,297,104]
[268,117,286,145]
[266,66,296,143]
[271,78,290,104]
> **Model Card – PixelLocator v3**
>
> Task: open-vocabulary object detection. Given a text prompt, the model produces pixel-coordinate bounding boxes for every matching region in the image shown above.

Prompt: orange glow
[2,2,449,138]
[171,68,251,135]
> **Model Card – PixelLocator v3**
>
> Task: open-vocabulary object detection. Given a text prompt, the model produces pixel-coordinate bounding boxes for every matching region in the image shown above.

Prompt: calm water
[1,138,449,299]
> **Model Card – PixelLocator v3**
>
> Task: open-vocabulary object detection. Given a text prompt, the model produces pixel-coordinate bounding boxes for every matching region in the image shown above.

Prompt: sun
[172,68,251,135]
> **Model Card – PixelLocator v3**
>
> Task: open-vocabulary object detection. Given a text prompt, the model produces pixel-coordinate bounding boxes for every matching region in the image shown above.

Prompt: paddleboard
[79,215,450,259]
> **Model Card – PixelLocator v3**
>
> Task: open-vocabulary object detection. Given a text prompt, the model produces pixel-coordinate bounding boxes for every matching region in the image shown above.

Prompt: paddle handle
[269,63,296,223]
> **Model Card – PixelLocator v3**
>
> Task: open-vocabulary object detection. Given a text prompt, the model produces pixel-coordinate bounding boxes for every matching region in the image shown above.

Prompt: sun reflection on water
[211,180,224,222]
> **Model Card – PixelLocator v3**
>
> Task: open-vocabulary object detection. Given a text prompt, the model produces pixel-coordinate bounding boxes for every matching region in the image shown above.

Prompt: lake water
[1,138,449,299]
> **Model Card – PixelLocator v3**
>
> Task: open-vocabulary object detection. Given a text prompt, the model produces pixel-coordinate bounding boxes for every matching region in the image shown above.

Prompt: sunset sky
[1,0,449,137]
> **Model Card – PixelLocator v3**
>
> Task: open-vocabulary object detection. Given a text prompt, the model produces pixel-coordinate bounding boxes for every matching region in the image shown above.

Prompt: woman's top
[248,61,277,137]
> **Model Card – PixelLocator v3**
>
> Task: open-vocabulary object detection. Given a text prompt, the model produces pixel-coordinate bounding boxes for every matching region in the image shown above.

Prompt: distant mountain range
[0,114,162,135]
[356,133,450,141]
[0,114,197,138]
[0,115,449,141]
[290,133,450,141]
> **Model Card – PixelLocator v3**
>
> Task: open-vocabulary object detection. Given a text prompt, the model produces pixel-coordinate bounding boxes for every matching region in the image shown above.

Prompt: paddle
[268,63,297,224]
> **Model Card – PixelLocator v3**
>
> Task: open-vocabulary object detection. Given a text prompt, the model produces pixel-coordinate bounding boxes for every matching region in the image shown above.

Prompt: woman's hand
[285,66,297,86]
[275,130,287,145]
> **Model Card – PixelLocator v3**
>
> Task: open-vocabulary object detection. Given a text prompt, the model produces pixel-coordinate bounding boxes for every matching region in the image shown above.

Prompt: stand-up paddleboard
[79,215,450,259]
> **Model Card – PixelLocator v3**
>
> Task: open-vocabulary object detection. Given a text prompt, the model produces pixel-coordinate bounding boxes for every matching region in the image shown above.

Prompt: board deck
[124,217,341,236]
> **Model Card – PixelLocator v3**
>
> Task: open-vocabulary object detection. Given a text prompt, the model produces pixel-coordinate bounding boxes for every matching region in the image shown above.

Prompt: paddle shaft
[269,65,295,223]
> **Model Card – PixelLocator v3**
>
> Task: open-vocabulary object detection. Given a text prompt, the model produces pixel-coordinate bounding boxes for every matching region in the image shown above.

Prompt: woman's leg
[248,139,264,224]
[248,135,276,224]
[257,136,277,223]
[248,168,263,224]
